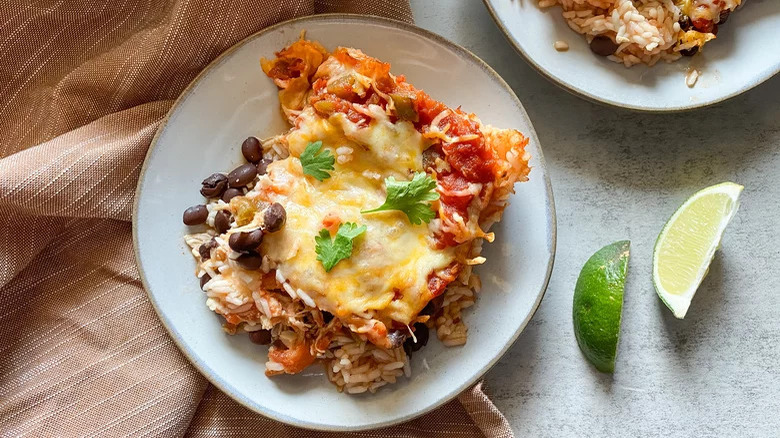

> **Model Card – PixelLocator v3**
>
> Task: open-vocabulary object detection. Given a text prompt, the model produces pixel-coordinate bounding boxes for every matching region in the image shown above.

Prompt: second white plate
[484,0,780,111]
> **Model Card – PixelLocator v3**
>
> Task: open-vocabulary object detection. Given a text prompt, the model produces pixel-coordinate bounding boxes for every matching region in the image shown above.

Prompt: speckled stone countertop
[411,1,780,436]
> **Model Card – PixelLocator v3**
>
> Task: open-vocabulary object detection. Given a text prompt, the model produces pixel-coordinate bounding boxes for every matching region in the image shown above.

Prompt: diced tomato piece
[438,172,472,211]
[692,17,714,33]
[267,341,315,375]
[443,139,495,183]
[427,263,461,297]
[414,92,448,126]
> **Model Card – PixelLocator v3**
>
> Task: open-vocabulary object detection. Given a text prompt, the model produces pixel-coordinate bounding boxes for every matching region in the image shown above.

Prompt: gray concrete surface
[411,1,780,436]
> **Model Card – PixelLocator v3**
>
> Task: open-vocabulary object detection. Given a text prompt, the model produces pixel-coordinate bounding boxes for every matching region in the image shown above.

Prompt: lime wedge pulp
[653,182,743,319]
[573,240,630,373]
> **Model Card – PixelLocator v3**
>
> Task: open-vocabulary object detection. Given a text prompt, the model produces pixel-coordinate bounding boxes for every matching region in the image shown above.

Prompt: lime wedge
[653,182,743,319]
[573,240,630,373]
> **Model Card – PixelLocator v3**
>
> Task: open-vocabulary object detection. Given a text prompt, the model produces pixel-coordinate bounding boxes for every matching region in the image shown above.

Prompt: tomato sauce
[414,91,497,182]
[427,263,462,298]
[412,89,499,248]
[265,58,304,80]
[224,307,260,324]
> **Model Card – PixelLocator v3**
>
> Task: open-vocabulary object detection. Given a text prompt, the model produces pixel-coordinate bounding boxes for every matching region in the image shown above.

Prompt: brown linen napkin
[0,1,514,437]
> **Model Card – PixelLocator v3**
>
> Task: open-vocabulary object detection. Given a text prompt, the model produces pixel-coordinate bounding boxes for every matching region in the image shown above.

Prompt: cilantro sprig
[315,222,367,272]
[362,172,439,225]
[300,141,335,181]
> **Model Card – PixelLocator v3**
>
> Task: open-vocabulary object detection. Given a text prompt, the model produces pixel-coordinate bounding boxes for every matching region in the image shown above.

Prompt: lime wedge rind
[573,240,630,373]
[653,182,743,319]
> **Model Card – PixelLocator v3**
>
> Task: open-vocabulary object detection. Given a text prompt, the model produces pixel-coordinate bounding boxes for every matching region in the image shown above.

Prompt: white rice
[541,0,686,66]
[320,334,411,394]
[336,146,354,164]
[554,40,570,51]
[435,284,476,347]
[685,67,700,87]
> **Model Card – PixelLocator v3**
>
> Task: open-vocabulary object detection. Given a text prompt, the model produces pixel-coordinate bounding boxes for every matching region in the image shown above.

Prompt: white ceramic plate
[133,15,555,431]
[483,0,780,111]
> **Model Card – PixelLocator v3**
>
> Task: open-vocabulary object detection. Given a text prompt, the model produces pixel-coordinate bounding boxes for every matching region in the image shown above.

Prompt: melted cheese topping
[257,107,454,325]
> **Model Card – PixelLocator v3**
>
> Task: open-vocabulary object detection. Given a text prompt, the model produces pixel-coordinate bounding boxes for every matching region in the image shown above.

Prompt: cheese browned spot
[256,107,455,325]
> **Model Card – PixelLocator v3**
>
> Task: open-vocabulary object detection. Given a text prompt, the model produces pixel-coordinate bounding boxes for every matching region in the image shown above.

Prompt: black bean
[248,329,272,345]
[680,46,699,57]
[420,300,439,317]
[200,173,228,198]
[679,15,692,32]
[404,322,429,351]
[198,244,210,260]
[236,252,263,270]
[228,229,263,252]
[221,188,243,203]
[198,238,218,260]
[322,311,334,324]
[403,341,413,358]
[214,210,232,234]
[256,158,273,176]
[718,9,730,25]
[241,136,262,163]
[589,35,619,56]
[387,330,407,348]
[183,205,208,225]
[199,273,211,290]
[263,202,286,233]
[415,323,430,348]
[228,164,257,188]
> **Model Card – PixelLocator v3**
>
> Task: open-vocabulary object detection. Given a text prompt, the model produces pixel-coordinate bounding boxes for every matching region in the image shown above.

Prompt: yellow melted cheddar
[258,107,455,325]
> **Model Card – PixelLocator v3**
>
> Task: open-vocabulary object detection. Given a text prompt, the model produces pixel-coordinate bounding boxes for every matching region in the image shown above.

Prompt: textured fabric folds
[0,1,514,436]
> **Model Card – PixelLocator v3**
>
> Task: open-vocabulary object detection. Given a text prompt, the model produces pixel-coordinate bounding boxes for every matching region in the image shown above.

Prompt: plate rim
[482,0,780,113]
[132,13,557,431]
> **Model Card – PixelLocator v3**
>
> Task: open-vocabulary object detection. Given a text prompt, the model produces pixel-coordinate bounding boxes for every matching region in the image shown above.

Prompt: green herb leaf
[315,222,367,272]
[362,172,439,225]
[300,141,335,181]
